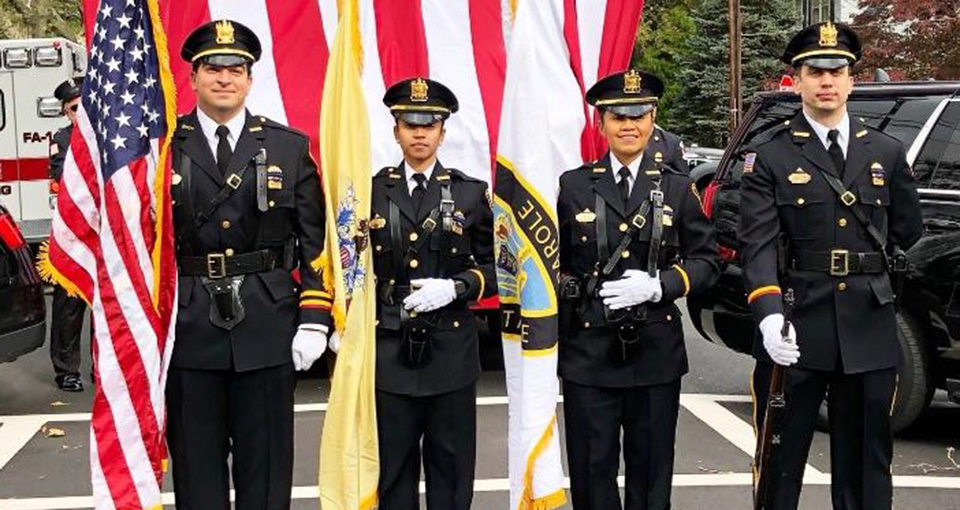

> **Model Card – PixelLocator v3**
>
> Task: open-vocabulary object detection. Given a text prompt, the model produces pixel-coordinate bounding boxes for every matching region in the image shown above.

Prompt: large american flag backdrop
[83,0,645,184]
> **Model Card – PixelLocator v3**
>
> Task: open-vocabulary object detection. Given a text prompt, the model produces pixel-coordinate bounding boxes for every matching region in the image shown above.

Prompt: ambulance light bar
[4,48,30,69]
[35,47,63,67]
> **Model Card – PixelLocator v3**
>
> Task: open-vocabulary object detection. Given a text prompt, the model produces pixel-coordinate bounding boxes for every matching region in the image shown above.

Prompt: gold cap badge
[411,78,429,103]
[819,22,838,48]
[624,69,642,94]
[216,20,235,45]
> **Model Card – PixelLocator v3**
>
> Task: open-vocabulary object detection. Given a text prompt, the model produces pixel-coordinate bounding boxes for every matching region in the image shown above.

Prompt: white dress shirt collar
[803,109,850,158]
[196,107,247,160]
[405,160,437,194]
[612,152,644,194]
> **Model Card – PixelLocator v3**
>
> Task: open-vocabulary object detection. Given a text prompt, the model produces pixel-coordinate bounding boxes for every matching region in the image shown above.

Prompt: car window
[915,101,960,190]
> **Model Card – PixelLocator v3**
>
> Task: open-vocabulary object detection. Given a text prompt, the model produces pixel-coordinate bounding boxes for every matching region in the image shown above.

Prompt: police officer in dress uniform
[557,70,720,510]
[740,22,923,510]
[370,77,495,510]
[48,77,87,392]
[166,20,333,510]
[647,125,690,175]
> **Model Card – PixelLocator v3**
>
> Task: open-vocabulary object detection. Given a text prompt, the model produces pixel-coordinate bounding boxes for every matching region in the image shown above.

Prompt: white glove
[328,331,341,354]
[598,270,663,310]
[403,278,458,313]
[759,313,799,366]
[291,324,328,371]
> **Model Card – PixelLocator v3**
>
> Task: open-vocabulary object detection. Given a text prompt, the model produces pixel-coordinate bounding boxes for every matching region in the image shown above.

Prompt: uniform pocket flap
[858,185,890,208]
[775,186,825,208]
[256,270,297,302]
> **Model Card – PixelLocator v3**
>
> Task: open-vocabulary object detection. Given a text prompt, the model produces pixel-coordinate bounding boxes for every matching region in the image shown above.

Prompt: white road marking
[0,417,49,471]
[1,393,957,510]
[3,475,960,509]
[679,394,827,477]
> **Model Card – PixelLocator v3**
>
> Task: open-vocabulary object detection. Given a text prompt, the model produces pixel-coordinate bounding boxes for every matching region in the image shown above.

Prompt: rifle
[753,288,795,510]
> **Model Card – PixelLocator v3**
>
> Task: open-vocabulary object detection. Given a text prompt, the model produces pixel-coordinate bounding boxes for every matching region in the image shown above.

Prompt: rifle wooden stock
[754,289,795,510]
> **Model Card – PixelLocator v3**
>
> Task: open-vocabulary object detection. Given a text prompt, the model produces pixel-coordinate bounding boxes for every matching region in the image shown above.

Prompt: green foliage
[0,0,84,42]
[639,0,799,148]
[633,0,698,128]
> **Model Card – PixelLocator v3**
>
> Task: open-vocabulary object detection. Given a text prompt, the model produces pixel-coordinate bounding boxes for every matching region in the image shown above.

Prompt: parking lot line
[679,394,827,477]
[0,417,50,471]
[2,474,959,510]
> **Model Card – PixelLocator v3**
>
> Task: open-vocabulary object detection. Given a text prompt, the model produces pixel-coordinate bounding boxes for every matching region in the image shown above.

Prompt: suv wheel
[816,311,934,434]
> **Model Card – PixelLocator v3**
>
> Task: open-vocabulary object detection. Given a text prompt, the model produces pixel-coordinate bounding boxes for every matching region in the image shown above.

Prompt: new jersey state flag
[316,0,378,509]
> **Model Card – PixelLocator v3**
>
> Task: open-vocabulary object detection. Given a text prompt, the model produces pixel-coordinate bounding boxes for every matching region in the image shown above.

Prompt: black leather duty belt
[790,249,886,276]
[178,249,280,279]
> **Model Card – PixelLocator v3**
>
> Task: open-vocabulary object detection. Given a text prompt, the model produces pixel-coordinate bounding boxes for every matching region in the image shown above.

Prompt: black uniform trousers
[752,362,896,510]
[166,363,296,510]
[49,285,86,378]
[376,384,477,510]
[563,378,682,510]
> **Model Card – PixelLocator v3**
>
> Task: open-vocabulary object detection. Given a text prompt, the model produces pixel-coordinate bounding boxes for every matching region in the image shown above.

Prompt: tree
[0,0,84,42]
[671,0,798,148]
[854,0,960,80]
[633,0,698,129]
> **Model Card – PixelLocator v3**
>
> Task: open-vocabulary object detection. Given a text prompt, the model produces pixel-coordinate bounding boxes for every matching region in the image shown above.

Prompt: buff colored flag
[317,0,378,509]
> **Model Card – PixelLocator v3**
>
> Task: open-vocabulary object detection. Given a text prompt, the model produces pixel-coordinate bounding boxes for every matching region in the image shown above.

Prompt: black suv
[689,81,960,432]
[0,204,46,363]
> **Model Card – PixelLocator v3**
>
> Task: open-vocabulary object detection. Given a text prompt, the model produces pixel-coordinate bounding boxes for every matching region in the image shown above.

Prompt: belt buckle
[840,191,857,206]
[422,217,437,231]
[830,249,849,277]
[207,253,227,279]
[631,214,647,230]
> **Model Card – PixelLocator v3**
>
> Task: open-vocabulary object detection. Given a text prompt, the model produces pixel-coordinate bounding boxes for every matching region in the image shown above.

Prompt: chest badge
[871,162,885,186]
[452,211,466,235]
[576,209,596,223]
[662,205,675,227]
[788,168,812,185]
[370,215,386,230]
[267,165,283,190]
[743,153,757,174]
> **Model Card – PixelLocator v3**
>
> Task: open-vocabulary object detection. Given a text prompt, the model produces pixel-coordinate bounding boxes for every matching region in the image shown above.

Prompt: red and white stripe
[83,0,643,180]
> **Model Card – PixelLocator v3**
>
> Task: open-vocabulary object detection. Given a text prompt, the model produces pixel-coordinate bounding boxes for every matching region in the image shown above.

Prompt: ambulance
[0,38,86,244]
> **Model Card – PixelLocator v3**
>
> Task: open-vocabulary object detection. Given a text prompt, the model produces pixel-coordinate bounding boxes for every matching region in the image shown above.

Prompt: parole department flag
[494,1,584,508]
[40,0,179,508]
[316,1,379,509]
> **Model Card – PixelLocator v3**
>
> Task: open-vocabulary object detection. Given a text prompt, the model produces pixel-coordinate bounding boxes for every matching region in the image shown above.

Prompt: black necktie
[827,129,845,176]
[216,125,232,176]
[617,167,631,204]
[412,173,428,214]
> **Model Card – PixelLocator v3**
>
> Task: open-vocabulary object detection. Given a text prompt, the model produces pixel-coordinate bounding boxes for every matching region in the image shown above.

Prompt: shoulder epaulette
[751,122,791,148]
[259,116,308,138]
[374,166,397,178]
[446,168,482,183]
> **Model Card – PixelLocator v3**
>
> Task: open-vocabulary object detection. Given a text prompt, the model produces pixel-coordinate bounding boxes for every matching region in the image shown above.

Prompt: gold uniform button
[838,218,848,227]
[622,250,630,259]
[797,198,806,205]
[225,248,235,257]
[666,315,672,322]
[619,223,628,232]
[409,232,419,242]
[451,247,458,254]
[409,259,419,269]
[838,282,847,291]
[389,279,396,285]
[453,321,460,328]
[269,200,276,208]
[876,199,882,205]
[221,220,231,230]
[375,245,382,252]
[584,321,591,328]
[581,235,589,242]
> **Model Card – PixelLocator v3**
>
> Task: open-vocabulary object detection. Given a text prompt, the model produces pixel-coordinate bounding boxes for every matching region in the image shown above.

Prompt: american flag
[45,0,178,508]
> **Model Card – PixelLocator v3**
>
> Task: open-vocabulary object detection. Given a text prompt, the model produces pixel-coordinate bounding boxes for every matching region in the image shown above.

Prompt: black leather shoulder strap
[194,163,251,230]
[814,167,889,256]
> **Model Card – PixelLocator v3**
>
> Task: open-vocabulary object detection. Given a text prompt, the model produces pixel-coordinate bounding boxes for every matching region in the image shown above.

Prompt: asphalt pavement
[0,298,957,509]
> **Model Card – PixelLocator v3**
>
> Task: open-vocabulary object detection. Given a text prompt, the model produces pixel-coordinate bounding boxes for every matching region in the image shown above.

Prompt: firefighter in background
[47,77,86,392]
